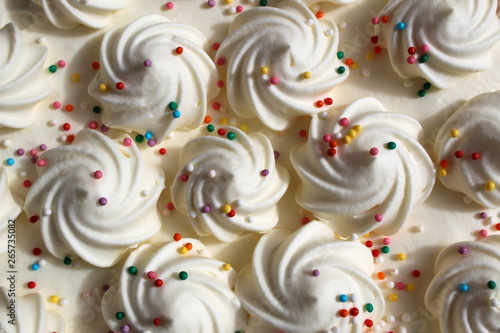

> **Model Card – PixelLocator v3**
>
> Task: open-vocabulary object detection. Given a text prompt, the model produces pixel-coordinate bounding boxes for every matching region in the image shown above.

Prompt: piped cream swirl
[236,221,384,333]
[88,15,219,140]
[102,240,247,333]
[32,0,126,29]
[425,236,500,333]
[0,23,51,128]
[0,167,22,254]
[171,126,289,242]
[376,0,500,89]
[291,97,434,237]
[216,0,348,130]
[24,129,165,267]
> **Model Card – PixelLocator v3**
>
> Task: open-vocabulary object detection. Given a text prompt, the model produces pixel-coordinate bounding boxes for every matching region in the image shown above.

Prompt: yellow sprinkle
[486,181,496,192]
[239,123,249,131]
[363,232,371,237]
[438,169,447,177]
[222,263,231,271]
[49,295,59,303]
[179,246,188,255]
[350,61,359,69]
[407,283,416,292]
[224,0,233,3]
[348,129,357,138]
[343,135,351,144]
[450,129,459,138]
[365,52,375,61]
[303,71,312,79]
[260,67,269,75]
[220,117,229,125]
[389,293,399,302]
[72,73,81,82]
[397,253,406,261]
[223,204,232,214]
[99,83,108,93]
[353,124,362,133]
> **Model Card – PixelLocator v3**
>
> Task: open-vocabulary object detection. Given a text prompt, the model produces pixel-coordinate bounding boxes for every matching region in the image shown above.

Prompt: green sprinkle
[336,66,346,74]
[135,134,144,143]
[487,281,496,289]
[423,82,432,90]
[48,65,57,73]
[227,132,235,140]
[259,0,267,6]
[92,106,101,114]
[365,303,374,313]
[336,51,344,60]
[63,257,72,265]
[179,271,188,280]
[115,311,124,320]
[207,124,215,132]
[381,246,390,254]
[419,55,428,63]
[417,89,426,97]
[168,101,178,111]
[127,266,138,275]
[387,141,397,150]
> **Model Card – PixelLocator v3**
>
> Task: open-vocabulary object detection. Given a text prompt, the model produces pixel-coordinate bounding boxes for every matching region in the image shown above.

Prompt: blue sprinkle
[144,132,153,140]
[458,283,469,292]
[173,110,181,118]
[6,158,14,166]
[32,263,40,271]
[396,22,406,30]
[339,294,348,302]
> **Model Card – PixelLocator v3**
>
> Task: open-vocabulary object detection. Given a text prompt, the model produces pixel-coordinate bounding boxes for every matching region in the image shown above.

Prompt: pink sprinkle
[36,159,46,167]
[396,282,405,290]
[147,271,157,279]
[383,237,391,245]
[216,58,225,66]
[323,134,332,142]
[165,1,174,9]
[53,101,61,109]
[374,214,383,222]
[369,147,379,156]
[57,60,66,68]
[123,138,132,146]
[101,125,109,132]
[479,229,488,237]
[94,170,103,179]
[212,42,220,51]
[339,117,349,127]
[270,76,279,85]
[144,60,152,67]
[371,17,379,25]
[207,0,216,7]
[216,80,225,88]
[30,149,38,156]
[407,56,416,64]
[212,102,221,110]
[236,5,243,12]
[89,121,98,129]
[421,44,430,53]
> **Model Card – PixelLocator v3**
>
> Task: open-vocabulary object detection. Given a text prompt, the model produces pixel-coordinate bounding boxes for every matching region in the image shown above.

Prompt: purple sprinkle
[479,212,488,219]
[31,156,39,164]
[100,125,109,132]
[207,0,216,7]
[261,169,269,176]
[99,197,108,206]
[201,205,211,213]
[274,150,279,159]
[458,245,468,255]
[312,269,320,277]
[147,139,156,147]
[144,59,152,67]
[16,148,25,156]
[120,324,131,333]
[39,144,47,151]
[102,284,110,292]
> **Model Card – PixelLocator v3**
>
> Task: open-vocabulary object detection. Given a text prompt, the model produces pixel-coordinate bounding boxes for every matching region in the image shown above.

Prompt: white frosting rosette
[171,126,289,242]
[0,287,65,332]
[216,0,349,130]
[24,129,165,267]
[236,221,384,333]
[425,236,500,333]
[32,0,126,29]
[291,97,434,237]
[435,91,500,208]
[102,239,247,333]
[376,0,500,89]
[0,23,51,128]
[88,15,219,140]
[302,0,354,5]
[0,167,22,254]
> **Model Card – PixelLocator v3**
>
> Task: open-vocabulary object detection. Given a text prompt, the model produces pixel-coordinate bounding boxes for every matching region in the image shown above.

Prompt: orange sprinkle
[316,11,324,19]
[173,233,182,242]
[203,116,211,123]
[345,58,354,66]
[377,272,386,280]
[185,243,193,251]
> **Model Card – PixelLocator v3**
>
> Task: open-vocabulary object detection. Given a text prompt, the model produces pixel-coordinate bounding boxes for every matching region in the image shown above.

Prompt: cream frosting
[435,91,500,208]
[102,240,246,332]
[425,235,500,333]
[32,0,126,29]
[171,126,289,242]
[88,14,219,141]
[376,0,500,89]
[0,167,22,254]
[0,23,50,128]
[0,287,65,332]
[23,129,165,267]
[216,0,349,131]
[291,97,435,237]
[302,0,354,5]
[236,221,384,333]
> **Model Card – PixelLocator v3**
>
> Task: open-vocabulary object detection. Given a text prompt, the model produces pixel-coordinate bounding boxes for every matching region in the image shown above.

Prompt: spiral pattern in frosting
[425,236,500,333]
[376,0,500,89]
[171,126,289,242]
[102,240,247,333]
[33,0,126,29]
[216,0,349,130]
[291,97,435,237]
[88,15,219,140]
[0,23,51,128]
[236,221,384,333]
[435,91,500,208]
[0,167,22,254]
[0,287,65,332]
[24,129,165,267]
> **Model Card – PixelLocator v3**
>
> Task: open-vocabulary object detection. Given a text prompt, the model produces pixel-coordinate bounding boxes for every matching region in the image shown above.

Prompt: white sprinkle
[350,233,358,241]
[463,196,472,204]
[60,135,67,142]
[399,325,407,333]
[305,19,314,26]
[50,120,58,126]
[402,313,411,322]
[325,28,334,37]
[167,132,175,139]
[318,111,328,119]
[312,4,320,11]
[92,288,100,296]
[417,224,424,232]
[38,259,47,267]
[391,268,399,276]
[42,208,52,216]
[2,139,11,148]
[82,291,91,299]
[186,164,194,172]
[403,80,414,88]
[189,211,197,218]
[350,293,358,302]
[339,22,348,29]
[378,320,386,327]
[486,216,495,225]
[333,132,342,140]
[351,317,359,325]
[375,256,385,264]
[491,298,499,308]
[228,6,237,14]
[141,190,149,197]
[247,216,254,223]
[387,315,395,324]
[386,281,395,289]
[208,170,216,178]
[362,69,371,77]
[80,102,87,110]
[373,324,381,332]
[330,327,340,333]
[198,249,208,256]
[37,36,47,44]
[162,209,171,217]
[229,117,238,125]
[59,298,69,306]
[20,171,28,178]
[234,199,244,207]
[74,260,81,268]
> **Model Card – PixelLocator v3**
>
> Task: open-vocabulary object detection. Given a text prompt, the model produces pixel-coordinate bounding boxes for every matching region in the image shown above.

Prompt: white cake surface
[0,0,499,332]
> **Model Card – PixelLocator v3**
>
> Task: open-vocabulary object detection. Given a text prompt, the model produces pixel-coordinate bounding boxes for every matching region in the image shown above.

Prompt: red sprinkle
[159,148,167,155]
[365,240,373,248]
[324,97,333,105]
[455,151,463,158]
[371,249,380,257]
[153,318,161,326]
[412,270,421,278]
[65,104,73,112]
[33,248,42,255]
[167,202,175,211]
[62,123,71,131]
[301,217,310,225]
[116,82,125,90]
[439,160,448,168]
[23,180,32,188]
[217,128,226,136]
[173,233,182,241]
[27,281,36,289]
[471,153,480,160]
[175,46,184,54]
[364,319,374,327]
[91,61,100,70]
[373,46,382,54]
[349,307,359,317]
[298,130,307,138]
[154,279,163,287]
[29,216,39,223]
[370,36,378,44]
